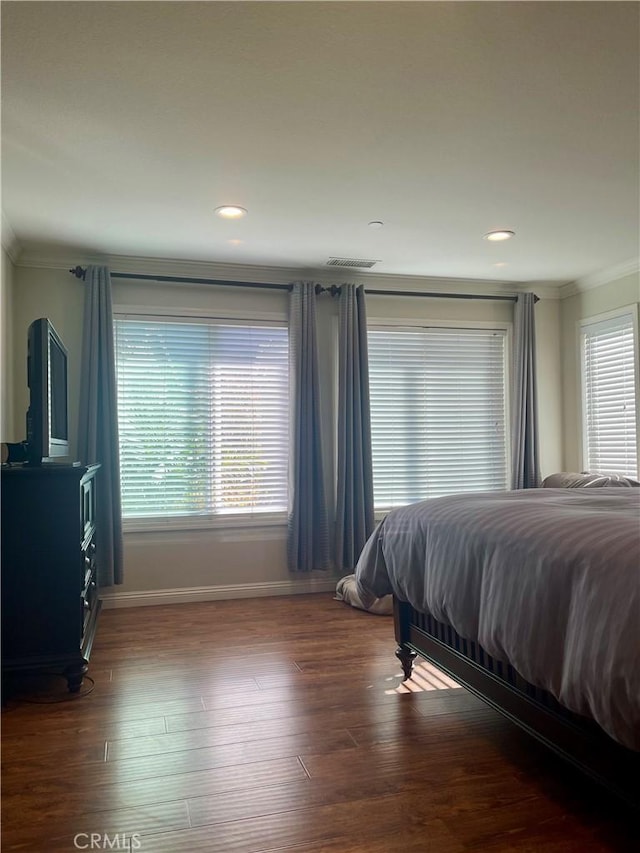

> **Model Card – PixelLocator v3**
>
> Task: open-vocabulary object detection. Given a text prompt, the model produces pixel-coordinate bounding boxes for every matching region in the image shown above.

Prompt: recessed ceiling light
[227,239,243,246]
[483,230,515,242]
[494,262,508,268]
[215,205,247,219]
[368,221,384,229]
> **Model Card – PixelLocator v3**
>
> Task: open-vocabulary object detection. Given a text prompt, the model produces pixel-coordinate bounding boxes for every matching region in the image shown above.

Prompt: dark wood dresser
[1,463,101,692]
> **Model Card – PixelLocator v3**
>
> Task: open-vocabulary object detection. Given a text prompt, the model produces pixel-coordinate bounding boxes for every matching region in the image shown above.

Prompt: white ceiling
[2,1,639,285]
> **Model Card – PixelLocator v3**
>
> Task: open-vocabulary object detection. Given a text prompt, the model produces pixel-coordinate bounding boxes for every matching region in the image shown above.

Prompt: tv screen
[48,330,68,443]
[26,318,70,464]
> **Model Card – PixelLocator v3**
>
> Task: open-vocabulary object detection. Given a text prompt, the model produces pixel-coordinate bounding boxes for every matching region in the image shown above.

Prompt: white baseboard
[100,578,338,608]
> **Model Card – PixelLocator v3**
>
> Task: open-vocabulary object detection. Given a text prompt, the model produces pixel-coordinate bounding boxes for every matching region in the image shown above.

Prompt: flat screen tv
[26,318,69,464]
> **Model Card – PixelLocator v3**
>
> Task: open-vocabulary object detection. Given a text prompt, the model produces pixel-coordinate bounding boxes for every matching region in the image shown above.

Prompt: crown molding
[18,250,301,285]
[559,258,640,299]
[16,248,563,299]
[1,212,21,264]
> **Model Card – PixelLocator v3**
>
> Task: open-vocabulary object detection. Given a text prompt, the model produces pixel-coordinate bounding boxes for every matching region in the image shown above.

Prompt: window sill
[122,513,287,534]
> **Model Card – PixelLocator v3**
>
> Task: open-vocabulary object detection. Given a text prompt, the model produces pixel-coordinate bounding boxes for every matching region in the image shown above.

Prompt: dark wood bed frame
[393,598,640,811]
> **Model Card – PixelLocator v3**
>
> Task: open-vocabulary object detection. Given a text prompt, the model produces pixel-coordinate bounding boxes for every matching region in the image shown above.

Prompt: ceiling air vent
[326,257,379,269]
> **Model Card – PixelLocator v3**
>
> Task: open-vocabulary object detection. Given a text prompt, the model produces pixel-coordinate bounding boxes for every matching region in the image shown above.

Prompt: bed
[355,487,640,809]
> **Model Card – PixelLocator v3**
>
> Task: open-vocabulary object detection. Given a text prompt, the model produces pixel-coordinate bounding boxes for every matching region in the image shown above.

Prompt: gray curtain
[335,284,375,572]
[287,282,330,571]
[511,292,541,489]
[78,265,124,586]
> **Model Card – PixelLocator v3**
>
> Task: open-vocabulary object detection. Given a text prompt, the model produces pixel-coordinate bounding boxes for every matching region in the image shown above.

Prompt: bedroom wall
[11,260,563,604]
[1,248,16,440]
[561,270,640,472]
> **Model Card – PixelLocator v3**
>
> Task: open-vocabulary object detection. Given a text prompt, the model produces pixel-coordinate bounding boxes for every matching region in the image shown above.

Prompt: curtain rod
[365,288,532,302]
[69,267,536,302]
[69,267,292,291]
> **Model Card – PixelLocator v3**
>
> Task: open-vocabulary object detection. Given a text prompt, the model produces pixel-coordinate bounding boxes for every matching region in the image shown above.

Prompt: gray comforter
[355,488,640,750]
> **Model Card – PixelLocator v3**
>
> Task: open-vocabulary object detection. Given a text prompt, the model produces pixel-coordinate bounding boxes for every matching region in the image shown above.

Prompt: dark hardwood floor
[1,594,637,851]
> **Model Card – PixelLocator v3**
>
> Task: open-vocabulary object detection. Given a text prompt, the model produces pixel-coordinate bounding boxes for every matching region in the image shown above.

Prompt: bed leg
[395,645,417,681]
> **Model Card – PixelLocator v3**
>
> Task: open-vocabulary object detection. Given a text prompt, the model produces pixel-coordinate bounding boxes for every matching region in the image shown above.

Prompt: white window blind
[582,312,638,477]
[368,326,507,509]
[114,317,289,520]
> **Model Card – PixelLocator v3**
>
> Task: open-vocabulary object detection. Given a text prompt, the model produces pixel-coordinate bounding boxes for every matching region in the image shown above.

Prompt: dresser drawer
[81,580,98,636]
[82,540,97,588]
[81,474,96,542]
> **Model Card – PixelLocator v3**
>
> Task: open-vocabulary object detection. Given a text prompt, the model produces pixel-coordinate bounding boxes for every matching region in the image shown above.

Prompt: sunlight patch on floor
[385,659,462,694]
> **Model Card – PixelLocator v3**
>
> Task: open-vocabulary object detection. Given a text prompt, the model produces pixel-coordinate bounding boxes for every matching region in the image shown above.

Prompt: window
[581,309,639,477]
[114,316,289,521]
[368,326,508,509]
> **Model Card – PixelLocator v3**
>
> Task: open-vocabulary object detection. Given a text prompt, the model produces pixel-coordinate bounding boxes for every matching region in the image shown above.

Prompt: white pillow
[335,573,393,615]
[541,471,639,488]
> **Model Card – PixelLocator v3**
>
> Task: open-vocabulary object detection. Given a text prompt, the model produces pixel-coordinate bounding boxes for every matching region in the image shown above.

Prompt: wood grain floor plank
[101,794,465,853]
[254,665,406,689]
[106,701,415,761]
[1,756,309,825]
[166,686,419,732]
[348,707,508,747]
[184,770,530,831]
[259,834,464,853]
[2,695,206,731]
[2,729,357,789]
[2,712,167,743]
[85,675,262,702]
[201,680,409,711]
[54,800,191,838]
